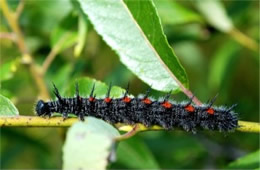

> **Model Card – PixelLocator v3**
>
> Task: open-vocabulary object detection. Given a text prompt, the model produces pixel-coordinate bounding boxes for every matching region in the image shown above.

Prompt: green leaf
[194,0,234,32]
[77,0,188,93]
[65,77,126,98]
[51,12,78,52]
[154,0,203,25]
[0,59,19,82]
[63,117,120,170]
[0,94,19,116]
[227,150,260,169]
[115,137,160,169]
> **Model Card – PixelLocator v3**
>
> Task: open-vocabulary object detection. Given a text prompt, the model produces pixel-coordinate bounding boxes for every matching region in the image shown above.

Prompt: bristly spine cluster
[35,83,238,133]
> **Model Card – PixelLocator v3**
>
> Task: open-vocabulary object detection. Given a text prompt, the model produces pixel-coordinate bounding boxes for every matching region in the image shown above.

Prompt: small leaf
[0,94,19,116]
[154,0,203,25]
[227,150,260,169]
[77,0,188,93]
[194,0,233,32]
[63,117,120,170]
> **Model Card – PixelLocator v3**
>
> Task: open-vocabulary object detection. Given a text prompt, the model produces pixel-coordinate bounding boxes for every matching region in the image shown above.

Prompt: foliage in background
[0,0,259,169]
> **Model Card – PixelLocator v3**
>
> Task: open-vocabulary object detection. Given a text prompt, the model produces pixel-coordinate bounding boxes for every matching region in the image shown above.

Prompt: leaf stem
[115,124,140,141]
[0,116,258,133]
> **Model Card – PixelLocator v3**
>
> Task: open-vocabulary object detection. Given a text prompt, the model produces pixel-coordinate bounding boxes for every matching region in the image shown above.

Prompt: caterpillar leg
[62,112,68,121]
[79,113,85,121]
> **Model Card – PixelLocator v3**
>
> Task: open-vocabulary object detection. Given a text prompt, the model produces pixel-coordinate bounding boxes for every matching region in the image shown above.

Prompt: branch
[0,116,78,127]
[15,0,24,19]
[0,0,26,53]
[0,116,259,133]
[0,0,50,100]
[236,121,260,133]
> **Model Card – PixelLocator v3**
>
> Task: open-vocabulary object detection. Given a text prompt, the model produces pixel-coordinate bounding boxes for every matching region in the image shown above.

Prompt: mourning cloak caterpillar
[35,83,238,133]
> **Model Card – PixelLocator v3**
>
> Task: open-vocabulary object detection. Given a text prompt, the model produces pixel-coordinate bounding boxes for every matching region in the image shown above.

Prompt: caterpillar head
[35,100,49,116]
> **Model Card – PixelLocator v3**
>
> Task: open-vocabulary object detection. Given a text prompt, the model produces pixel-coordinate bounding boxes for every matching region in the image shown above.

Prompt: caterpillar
[35,83,238,133]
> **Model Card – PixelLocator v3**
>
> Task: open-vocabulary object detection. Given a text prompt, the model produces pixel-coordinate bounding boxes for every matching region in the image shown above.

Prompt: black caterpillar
[35,83,238,133]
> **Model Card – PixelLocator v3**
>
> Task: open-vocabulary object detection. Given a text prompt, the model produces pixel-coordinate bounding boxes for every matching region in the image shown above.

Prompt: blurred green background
[0,0,259,169]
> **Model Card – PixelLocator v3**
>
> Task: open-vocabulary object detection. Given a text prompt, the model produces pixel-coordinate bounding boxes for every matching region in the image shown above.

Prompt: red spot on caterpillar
[185,105,195,112]
[89,97,95,102]
[142,98,152,104]
[123,97,131,103]
[207,108,215,115]
[104,97,112,103]
[161,101,172,109]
